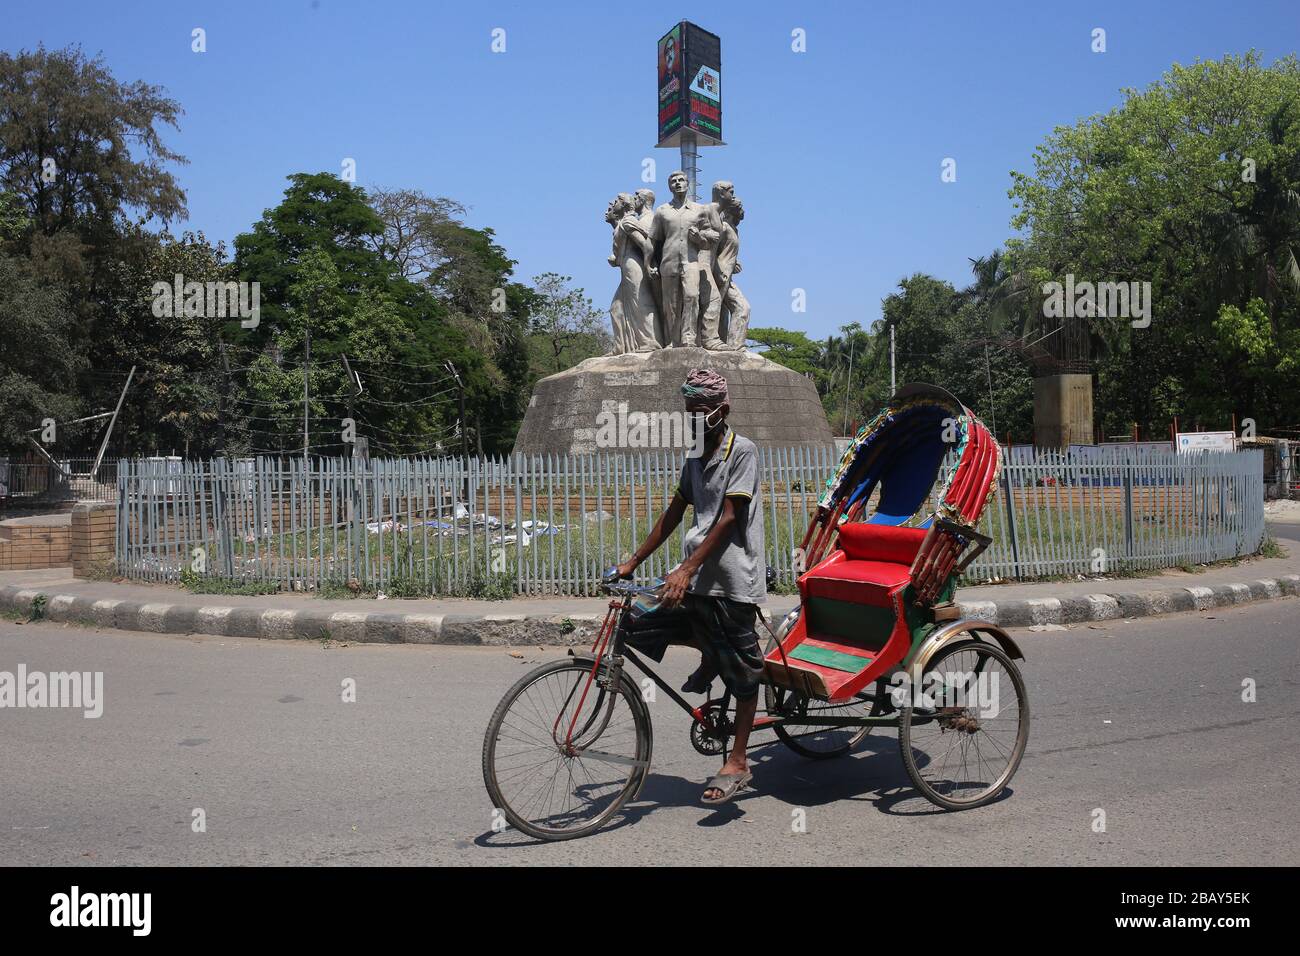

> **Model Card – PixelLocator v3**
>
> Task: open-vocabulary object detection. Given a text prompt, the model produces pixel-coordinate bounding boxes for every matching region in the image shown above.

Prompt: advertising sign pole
[680,131,700,200]
[657,20,721,199]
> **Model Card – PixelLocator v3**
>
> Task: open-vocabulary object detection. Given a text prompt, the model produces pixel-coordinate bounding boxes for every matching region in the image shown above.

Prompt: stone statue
[709,182,751,349]
[650,170,722,347]
[604,175,751,352]
[606,192,659,353]
[633,188,665,339]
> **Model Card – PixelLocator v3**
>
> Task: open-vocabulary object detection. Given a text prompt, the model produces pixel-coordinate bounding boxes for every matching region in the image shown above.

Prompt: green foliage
[0,253,84,447]
[1215,298,1273,363]
[0,45,187,237]
[746,327,824,379]
[0,190,28,243]
[753,262,1035,440]
[1008,51,1300,435]
[526,272,610,376]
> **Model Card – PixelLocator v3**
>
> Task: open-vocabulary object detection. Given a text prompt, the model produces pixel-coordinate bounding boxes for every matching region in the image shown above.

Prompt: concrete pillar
[1033,373,1094,449]
[71,501,117,578]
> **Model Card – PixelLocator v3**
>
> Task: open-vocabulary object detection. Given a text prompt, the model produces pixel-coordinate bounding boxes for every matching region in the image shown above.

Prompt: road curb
[2,576,1297,644]
[977,575,1300,627]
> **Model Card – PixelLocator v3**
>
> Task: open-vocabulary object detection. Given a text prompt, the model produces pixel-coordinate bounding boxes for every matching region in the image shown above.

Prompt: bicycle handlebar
[600,566,660,597]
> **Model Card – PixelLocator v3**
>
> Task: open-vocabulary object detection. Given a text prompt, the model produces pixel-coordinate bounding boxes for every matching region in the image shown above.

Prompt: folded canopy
[820,383,1000,528]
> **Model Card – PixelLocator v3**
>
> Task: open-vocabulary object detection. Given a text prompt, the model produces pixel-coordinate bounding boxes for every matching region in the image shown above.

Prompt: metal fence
[115,445,1265,594]
[0,458,118,503]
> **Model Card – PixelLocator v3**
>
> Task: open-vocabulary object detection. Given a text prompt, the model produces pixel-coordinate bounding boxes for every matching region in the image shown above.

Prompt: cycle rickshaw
[482,384,1029,841]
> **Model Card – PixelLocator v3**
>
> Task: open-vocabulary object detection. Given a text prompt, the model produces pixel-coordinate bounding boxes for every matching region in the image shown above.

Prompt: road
[1,597,1297,866]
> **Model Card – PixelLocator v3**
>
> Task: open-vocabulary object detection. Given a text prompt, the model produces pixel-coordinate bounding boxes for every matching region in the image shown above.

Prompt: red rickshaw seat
[799,523,927,605]
[800,556,911,605]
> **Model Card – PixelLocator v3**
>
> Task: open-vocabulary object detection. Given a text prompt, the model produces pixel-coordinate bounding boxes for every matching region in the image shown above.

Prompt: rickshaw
[482,384,1029,841]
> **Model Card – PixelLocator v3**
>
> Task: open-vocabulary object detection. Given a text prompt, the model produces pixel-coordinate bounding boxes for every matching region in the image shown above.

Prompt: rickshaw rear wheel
[761,611,885,759]
[482,658,652,841]
[899,639,1029,811]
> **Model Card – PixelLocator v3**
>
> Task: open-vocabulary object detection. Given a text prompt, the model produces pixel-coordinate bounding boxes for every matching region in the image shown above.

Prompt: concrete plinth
[513,348,834,456]
[1033,373,1094,449]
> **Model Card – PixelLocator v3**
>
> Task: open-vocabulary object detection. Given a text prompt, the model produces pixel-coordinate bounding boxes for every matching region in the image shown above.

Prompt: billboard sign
[656,23,684,144]
[1176,431,1237,453]
[657,21,722,147]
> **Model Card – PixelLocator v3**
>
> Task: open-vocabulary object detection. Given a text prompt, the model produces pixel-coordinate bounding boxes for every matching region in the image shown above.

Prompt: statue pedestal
[512,348,835,456]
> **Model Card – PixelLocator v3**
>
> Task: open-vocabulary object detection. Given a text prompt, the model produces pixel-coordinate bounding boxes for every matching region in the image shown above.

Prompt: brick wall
[71,502,117,577]
[0,518,72,570]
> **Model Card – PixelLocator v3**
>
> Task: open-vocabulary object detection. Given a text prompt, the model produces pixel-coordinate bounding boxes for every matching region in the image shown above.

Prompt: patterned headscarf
[681,368,729,403]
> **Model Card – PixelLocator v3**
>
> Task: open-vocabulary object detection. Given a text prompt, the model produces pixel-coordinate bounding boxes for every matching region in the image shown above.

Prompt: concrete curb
[2,576,1297,644]
[978,575,1300,627]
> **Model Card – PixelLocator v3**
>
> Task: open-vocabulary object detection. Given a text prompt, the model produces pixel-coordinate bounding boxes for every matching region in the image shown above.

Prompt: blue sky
[6,0,1298,340]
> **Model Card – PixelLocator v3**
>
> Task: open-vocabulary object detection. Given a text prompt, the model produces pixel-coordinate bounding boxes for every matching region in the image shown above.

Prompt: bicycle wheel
[483,658,652,841]
[766,681,883,759]
[899,639,1029,810]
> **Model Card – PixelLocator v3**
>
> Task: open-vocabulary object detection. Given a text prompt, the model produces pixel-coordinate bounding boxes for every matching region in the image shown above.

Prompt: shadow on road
[473,732,1017,847]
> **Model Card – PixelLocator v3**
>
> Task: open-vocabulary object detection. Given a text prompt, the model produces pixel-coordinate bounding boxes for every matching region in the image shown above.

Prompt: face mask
[692,405,726,437]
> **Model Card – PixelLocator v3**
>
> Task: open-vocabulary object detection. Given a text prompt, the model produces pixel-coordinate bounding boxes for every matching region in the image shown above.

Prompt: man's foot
[680,659,717,695]
[702,759,751,804]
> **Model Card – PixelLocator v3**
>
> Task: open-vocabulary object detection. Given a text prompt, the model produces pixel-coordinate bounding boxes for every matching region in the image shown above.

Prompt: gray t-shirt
[677,427,767,604]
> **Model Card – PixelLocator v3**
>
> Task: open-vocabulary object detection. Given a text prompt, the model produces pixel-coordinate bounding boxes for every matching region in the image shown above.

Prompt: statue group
[606,171,751,352]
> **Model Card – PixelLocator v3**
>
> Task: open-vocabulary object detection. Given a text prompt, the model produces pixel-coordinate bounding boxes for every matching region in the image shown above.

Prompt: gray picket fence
[115,445,1265,595]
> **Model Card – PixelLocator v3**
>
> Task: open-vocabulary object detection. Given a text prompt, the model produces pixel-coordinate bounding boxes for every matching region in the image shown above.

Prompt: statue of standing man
[650,170,722,347]
[707,181,751,350]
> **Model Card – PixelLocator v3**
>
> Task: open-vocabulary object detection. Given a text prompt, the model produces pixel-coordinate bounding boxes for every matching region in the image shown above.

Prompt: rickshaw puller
[615,368,767,806]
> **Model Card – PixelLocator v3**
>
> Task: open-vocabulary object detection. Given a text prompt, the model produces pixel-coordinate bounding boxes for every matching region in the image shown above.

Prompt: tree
[0,253,83,450]
[94,230,232,456]
[746,327,825,380]
[1008,51,1300,434]
[526,273,609,375]
[232,173,518,456]
[365,185,540,453]
[0,46,191,455]
[365,187,468,281]
[0,45,187,238]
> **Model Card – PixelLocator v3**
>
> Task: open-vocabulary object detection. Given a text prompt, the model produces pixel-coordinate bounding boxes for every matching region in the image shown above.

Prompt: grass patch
[179,567,281,596]
[1258,536,1286,559]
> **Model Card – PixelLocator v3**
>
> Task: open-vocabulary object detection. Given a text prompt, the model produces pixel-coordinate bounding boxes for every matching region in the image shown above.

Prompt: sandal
[701,770,752,805]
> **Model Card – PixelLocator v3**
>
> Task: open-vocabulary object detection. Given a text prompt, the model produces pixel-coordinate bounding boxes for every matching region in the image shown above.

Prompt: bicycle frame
[562,586,949,752]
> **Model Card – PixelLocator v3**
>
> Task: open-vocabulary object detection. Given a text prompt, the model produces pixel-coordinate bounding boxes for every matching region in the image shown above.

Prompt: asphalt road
[1,597,1297,866]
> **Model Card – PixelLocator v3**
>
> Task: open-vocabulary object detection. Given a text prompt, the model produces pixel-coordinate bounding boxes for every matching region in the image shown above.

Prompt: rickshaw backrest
[837,523,927,565]
[799,383,1001,576]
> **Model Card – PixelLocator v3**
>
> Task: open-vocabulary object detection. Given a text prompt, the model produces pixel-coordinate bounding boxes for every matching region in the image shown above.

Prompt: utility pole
[890,322,897,394]
[340,353,360,438]
[444,361,467,460]
[302,326,311,463]
[842,333,855,435]
[218,339,231,457]
[444,360,468,502]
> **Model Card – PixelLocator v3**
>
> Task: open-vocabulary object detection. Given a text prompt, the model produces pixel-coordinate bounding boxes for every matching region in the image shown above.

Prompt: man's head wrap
[681,368,729,403]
